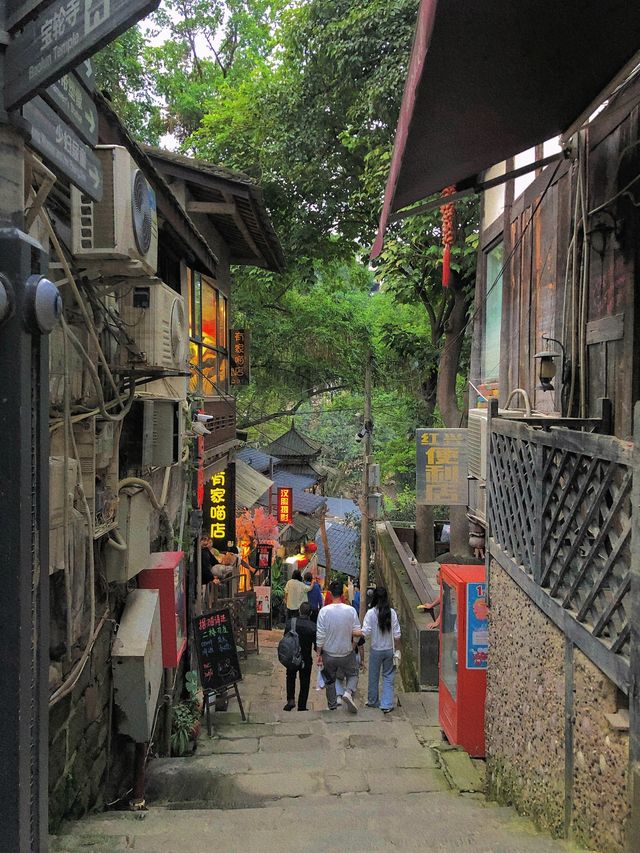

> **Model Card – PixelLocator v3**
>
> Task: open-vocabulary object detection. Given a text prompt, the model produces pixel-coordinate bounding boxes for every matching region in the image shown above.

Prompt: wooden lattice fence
[488,415,633,687]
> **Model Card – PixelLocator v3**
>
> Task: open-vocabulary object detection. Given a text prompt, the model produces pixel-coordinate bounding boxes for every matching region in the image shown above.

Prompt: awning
[235,459,272,509]
[372,0,640,257]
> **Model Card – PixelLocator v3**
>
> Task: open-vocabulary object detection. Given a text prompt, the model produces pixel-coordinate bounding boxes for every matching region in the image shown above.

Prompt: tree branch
[238,384,349,428]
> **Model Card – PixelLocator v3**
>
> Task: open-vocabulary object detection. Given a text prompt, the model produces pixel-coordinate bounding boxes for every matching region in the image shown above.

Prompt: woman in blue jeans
[361,587,401,713]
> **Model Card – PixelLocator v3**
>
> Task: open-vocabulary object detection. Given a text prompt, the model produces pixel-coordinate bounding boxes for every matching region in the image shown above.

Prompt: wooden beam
[222,191,264,263]
[186,201,236,216]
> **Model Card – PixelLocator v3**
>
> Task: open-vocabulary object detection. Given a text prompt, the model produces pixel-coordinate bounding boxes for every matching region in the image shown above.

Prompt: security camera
[355,427,367,442]
[195,413,214,424]
[193,422,211,436]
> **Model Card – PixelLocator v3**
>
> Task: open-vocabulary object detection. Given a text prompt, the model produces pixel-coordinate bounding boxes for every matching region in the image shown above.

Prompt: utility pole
[359,352,372,621]
[0,9,58,846]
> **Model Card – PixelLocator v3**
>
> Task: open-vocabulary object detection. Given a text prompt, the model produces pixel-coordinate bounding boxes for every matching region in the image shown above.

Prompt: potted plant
[171,702,198,756]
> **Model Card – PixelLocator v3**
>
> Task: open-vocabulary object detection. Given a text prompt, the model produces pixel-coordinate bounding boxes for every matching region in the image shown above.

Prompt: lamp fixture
[533,350,559,391]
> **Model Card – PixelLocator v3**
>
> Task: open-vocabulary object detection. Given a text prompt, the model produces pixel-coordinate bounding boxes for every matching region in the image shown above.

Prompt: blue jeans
[368,648,395,710]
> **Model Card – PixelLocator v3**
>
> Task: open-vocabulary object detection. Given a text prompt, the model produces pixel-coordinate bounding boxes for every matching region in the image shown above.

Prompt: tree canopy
[94,0,480,500]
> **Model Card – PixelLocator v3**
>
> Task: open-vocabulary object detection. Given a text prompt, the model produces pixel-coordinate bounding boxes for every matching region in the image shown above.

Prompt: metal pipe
[503,388,532,417]
[130,742,147,810]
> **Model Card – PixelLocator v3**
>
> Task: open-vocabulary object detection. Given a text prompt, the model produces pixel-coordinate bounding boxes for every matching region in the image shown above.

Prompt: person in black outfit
[283,602,317,712]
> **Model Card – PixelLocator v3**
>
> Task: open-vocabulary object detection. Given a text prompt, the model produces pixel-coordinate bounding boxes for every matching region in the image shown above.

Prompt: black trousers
[286,659,312,710]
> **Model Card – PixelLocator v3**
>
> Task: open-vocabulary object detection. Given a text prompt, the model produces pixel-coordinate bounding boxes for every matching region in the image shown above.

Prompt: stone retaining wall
[486,559,630,852]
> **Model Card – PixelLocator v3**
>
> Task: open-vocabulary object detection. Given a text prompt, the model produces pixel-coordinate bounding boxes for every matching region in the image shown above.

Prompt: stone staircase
[51,633,574,852]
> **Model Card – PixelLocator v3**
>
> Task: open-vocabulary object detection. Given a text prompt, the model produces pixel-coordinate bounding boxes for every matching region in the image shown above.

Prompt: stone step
[51,792,572,852]
[146,746,439,802]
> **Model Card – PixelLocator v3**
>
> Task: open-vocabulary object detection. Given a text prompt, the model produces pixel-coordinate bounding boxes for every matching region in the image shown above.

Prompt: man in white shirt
[316,579,362,712]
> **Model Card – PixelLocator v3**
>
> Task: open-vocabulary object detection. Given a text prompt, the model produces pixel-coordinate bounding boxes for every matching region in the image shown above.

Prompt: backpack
[278,618,303,670]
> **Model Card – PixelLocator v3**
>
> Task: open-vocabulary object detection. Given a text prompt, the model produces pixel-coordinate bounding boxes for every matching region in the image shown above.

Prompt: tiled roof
[235,460,272,509]
[264,423,322,459]
[279,513,321,543]
[325,497,361,521]
[236,447,280,474]
[271,470,317,492]
[315,522,360,578]
[276,460,325,481]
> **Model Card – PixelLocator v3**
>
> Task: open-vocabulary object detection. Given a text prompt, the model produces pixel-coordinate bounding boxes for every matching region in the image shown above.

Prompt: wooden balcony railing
[202,396,237,451]
[487,408,634,692]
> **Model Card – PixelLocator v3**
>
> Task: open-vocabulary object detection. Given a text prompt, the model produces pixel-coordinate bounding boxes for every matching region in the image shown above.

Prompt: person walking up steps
[283,602,316,712]
[316,579,362,713]
[361,586,401,713]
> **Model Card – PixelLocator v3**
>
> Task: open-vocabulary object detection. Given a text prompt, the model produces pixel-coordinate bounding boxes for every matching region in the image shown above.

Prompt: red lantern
[304,542,318,554]
[297,556,309,569]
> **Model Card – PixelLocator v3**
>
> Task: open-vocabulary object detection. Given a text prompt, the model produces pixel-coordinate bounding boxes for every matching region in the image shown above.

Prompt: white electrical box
[112,589,163,743]
[105,487,152,583]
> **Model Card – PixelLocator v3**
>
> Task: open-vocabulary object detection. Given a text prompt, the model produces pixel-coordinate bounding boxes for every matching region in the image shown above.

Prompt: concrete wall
[375,522,438,691]
[486,559,630,852]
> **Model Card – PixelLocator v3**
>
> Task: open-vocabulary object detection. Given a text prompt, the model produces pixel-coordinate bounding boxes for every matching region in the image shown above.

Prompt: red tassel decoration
[440,185,456,287]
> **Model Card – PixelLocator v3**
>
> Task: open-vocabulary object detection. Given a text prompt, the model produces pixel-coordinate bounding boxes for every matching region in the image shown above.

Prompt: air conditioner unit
[142,400,183,467]
[468,409,488,480]
[117,279,187,373]
[105,486,152,583]
[71,145,158,278]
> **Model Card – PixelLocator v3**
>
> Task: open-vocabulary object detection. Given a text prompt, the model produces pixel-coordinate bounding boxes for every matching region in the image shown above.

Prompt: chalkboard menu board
[193,608,242,693]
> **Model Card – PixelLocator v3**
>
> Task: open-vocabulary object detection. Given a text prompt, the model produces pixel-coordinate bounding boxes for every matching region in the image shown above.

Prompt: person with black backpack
[280,602,317,712]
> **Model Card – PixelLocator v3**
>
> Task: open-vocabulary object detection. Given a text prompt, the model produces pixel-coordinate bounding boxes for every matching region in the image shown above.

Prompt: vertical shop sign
[466,582,489,669]
[416,428,468,505]
[230,328,250,386]
[203,462,236,546]
[277,487,293,524]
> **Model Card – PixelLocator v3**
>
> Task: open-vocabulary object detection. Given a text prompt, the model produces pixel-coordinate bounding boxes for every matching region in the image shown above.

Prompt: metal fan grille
[170,298,187,366]
[131,170,153,255]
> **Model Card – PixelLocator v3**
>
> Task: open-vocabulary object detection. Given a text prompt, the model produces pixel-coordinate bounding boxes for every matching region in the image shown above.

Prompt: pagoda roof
[264,422,322,460]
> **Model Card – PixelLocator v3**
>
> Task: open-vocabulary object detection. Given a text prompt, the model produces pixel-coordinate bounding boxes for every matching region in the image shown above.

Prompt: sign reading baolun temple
[416,428,468,506]
[202,463,236,546]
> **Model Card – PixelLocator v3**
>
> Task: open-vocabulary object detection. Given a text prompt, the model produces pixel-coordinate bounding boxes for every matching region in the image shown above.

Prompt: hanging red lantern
[440,185,456,287]
[297,556,310,569]
[304,542,318,554]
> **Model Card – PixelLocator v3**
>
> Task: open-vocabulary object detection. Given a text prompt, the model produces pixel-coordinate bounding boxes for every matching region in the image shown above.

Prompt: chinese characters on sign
[202,463,236,545]
[277,487,293,524]
[230,328,250,386]
[254,585,271,615]
[193,608,242,692]
[416,428,468,506]
[5,0,160,109]
[466,582,488,669]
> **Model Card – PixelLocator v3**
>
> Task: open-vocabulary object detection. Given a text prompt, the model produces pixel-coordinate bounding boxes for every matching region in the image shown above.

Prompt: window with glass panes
[188,270,229,396]
[482,241,504,381]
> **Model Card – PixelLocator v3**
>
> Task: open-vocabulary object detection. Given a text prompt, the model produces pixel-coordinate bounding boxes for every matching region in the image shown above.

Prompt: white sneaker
[342,691,358,714]
[336,696,343,706]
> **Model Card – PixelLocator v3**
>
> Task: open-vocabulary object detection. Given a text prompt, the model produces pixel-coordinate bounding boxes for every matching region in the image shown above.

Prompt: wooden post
[359,352,372,621]
[628,401,640,851]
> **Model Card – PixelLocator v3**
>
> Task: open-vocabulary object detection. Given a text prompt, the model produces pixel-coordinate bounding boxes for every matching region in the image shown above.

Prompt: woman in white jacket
[361,587,401,713]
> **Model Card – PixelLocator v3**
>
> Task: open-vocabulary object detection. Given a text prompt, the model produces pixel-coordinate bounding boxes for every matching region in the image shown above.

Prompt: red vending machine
[138,551,187,668]
[438,563,488,757]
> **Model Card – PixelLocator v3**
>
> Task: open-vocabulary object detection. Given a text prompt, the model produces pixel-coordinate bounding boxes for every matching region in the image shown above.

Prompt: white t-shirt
[362,607,401,651]
[316,602,361,657]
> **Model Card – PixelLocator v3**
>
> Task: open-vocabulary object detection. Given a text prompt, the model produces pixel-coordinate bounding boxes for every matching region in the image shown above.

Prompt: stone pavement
[52,631,579,852]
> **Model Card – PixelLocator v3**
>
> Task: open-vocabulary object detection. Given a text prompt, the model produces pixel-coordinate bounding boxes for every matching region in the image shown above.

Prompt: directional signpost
[23,96,103,200]
[74,58,96,93]
[5,0,160,109]
[43,72,98,145]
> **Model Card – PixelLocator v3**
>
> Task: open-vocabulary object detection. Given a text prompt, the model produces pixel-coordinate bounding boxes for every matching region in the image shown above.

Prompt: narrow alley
[52,631,573,853]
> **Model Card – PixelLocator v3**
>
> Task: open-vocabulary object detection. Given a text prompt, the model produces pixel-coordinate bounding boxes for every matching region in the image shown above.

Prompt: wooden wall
[472,78,640,439]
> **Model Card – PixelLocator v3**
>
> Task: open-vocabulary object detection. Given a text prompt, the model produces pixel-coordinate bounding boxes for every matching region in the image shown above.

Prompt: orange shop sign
[277,487,293,524]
